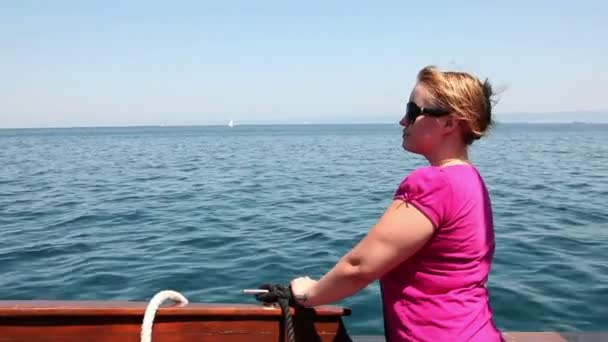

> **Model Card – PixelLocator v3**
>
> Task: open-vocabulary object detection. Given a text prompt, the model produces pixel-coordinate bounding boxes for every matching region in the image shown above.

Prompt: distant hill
[494,110,608,123]
[327,110,608,125]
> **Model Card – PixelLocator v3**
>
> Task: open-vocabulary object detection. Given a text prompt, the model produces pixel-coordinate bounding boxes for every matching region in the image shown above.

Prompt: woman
[290,66,503,341]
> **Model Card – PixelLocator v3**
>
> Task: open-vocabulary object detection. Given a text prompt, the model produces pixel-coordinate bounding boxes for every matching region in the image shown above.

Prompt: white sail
[228,119,234,128]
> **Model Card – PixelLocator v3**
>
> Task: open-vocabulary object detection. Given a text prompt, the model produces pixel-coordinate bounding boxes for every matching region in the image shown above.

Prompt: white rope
[140,290,189,342]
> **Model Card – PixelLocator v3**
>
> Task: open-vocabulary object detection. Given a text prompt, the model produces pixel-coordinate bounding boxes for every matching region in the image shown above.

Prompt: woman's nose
[399,117,409,128]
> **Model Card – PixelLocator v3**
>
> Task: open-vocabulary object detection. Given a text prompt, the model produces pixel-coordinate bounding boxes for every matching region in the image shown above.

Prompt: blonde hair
[416,66,496,144]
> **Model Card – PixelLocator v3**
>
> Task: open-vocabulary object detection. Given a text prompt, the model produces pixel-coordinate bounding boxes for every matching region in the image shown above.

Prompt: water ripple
[0,124,607,334]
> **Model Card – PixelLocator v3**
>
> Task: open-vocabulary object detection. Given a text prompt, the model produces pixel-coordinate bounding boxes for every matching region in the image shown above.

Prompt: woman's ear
[442,114,459,134]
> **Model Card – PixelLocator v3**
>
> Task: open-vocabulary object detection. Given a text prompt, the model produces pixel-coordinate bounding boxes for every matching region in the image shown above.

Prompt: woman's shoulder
[396,164,484,198]
[402,165,450,186]
[395,166,451,199]
[394,166,453,227]
[408,164,480,183]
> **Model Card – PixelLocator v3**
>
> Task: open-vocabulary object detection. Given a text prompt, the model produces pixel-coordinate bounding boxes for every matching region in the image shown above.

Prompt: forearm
[303,255,374,306]
[295,200,433,306]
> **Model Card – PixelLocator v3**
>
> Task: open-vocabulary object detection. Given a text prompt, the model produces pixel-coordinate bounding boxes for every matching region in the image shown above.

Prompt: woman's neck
[426,146,470,167]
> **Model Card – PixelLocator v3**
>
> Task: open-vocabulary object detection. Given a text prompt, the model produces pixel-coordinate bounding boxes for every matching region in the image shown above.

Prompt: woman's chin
[402,140,413,152]
[402,140,422,154]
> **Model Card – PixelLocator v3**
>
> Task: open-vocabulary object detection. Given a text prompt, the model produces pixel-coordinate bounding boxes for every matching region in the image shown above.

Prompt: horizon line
[2,121,608,130]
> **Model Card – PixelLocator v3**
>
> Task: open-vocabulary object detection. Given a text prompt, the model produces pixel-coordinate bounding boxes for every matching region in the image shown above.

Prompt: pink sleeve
[393,167,451,228]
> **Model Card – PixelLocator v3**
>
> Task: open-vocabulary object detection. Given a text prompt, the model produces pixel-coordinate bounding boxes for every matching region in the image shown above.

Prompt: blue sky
[1,0,607,127]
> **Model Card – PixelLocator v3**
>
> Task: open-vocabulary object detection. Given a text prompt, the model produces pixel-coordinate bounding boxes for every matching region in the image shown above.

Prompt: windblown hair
[417,66,497,144]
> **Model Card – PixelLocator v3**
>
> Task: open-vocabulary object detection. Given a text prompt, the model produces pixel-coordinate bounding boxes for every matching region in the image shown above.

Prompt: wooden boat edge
[1,301,605,342]
[0,300,351,318]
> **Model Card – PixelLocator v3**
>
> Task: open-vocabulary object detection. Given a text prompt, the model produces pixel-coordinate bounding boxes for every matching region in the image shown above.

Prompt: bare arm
[292,199,435,306]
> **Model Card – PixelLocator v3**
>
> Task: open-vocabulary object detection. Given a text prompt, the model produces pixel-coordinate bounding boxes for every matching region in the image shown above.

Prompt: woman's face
[400,84,446,155]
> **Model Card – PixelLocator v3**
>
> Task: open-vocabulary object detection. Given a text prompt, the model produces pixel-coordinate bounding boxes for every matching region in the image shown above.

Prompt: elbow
[357,266,381,283]
[343,256,379,283]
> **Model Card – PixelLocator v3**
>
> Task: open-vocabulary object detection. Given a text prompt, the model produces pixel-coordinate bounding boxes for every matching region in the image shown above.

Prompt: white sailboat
[228,119,234,128]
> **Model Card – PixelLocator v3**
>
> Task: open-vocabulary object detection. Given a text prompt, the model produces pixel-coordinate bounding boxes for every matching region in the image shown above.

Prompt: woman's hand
[290,276,317,306]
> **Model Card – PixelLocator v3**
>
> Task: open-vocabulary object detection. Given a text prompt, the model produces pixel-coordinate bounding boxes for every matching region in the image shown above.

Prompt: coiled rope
[140,290,189,342]
[254,283,297,342]
[141,284,296,342]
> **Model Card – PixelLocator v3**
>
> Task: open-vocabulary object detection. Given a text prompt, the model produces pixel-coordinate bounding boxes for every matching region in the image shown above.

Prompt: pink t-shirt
[380,165,503,341]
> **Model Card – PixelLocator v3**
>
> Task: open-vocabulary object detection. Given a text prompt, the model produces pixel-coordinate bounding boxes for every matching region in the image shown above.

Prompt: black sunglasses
[404,102,450,124]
